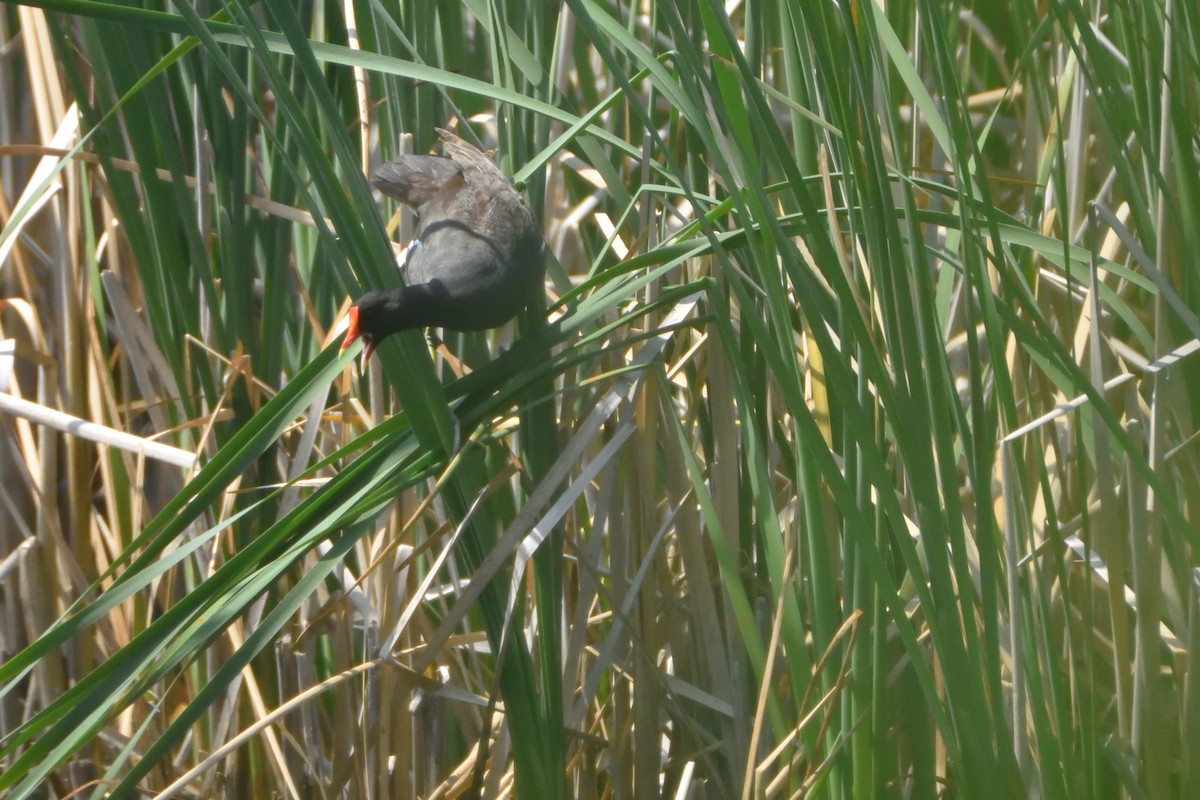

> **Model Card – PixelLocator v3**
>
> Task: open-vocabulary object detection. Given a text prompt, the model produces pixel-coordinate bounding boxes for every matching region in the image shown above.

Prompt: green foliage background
[0,0,1197,797]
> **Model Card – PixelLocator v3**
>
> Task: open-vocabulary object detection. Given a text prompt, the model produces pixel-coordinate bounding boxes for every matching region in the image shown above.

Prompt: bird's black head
[340,287,441,362]
[341,290,392,362]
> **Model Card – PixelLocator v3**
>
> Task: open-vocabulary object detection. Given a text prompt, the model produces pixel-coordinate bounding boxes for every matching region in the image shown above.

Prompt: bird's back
[370,129,544,331]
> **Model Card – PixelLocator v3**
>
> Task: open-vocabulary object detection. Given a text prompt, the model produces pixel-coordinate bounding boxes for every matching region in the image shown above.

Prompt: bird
[341,128,545,363]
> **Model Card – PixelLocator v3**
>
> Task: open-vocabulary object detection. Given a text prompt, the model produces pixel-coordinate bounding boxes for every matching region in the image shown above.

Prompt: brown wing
[436,128,510,183]
[371,155,462,208]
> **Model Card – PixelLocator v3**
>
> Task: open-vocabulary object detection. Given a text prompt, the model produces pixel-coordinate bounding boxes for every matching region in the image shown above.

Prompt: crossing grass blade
[1,0,1197,797]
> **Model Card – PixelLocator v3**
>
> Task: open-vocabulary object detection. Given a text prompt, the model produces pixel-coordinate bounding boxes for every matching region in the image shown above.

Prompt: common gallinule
[341,128,545,362]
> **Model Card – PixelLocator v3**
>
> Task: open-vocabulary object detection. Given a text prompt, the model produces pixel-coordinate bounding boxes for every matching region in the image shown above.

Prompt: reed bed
[1,1,1197,797]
